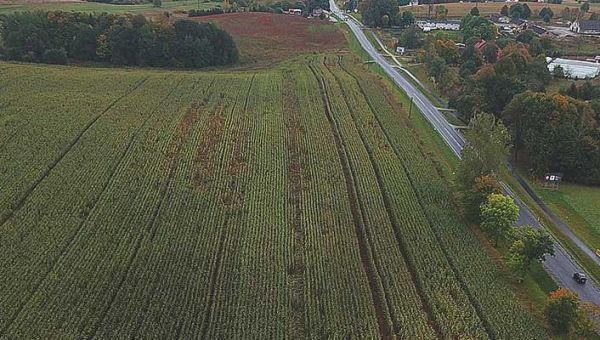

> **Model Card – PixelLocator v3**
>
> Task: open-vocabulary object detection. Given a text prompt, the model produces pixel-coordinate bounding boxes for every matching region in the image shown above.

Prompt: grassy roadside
[341,21,556,327]
[343,10,600,295]
[342,24,458,177]
[400,64,447,106]
[502,170,600,287]
[519,174,600,253]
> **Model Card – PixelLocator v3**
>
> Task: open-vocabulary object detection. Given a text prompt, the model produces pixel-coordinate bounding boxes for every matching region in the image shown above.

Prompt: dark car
[573,272,587,284]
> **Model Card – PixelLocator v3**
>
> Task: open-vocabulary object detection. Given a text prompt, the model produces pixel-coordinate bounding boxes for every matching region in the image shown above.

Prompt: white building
[570,20,600,35]
[416,20,461,32]
[546,57,600,79]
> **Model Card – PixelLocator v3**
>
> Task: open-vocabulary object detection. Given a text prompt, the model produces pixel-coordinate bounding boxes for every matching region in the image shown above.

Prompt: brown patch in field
[180,102,200,136]
[194,106,225,190]
[166,101,201,168]
[283,72,308,337]
[227,129,248,176]
[194,12,346,65]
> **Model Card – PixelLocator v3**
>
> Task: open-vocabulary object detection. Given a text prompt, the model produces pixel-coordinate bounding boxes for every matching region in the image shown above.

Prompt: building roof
[546,57,600,79]
[531,25,547,35]
[416,19,461,25]
[579,20,600,32]
[474,40,487,50]
[511,18,526,25]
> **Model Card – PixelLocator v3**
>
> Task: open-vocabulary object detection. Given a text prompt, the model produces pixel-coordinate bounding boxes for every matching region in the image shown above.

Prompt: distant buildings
[546,57,600,79]
[570,20,600,35]
[286,8,302,15]
[585,56,600,64]
[416,20,461,32]
[489,15,529,34]
[530,25,548,36]
[474,40,487,50]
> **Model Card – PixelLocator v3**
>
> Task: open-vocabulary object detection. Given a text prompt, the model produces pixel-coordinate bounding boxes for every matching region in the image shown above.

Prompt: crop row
[0,75,198,337]
[338,56,548,339]
[0,57,547,338]
[312,56,488,339]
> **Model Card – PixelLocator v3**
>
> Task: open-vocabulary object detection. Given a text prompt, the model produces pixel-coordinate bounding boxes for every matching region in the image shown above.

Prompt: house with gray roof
[570,19,600,35]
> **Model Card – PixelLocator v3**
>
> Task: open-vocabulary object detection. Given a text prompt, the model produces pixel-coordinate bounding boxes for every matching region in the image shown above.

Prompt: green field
[406,1,600,18]
[530,181,600,253]
[0,56,547,338]
[0,0,220,15]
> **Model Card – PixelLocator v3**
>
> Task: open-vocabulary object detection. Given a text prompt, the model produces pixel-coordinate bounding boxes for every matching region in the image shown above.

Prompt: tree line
[0,11,239,68]
[406,11,600,185]
[456,113,598,338]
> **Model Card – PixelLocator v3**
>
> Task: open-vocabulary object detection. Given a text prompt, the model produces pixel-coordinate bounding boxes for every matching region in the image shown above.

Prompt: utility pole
[408,97,413,118]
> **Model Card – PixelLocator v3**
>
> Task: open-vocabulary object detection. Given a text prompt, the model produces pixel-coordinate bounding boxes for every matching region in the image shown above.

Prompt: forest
[0,11,239,68]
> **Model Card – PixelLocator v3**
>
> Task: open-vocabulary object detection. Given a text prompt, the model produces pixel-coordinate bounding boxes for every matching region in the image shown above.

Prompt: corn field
[0,58,546,339]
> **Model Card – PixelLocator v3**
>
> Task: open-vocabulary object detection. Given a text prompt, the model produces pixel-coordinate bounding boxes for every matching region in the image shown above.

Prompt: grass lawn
[552,36,600,58]
[530,180,600,253]
[0,0,220,15]
[503,170,600,287]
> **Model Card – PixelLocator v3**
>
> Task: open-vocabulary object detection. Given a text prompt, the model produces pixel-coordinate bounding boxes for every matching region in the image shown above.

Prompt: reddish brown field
[194,12,346,65]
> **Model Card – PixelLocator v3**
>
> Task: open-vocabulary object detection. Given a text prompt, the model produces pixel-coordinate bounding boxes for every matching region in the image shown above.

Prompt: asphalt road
[330,0,600,308]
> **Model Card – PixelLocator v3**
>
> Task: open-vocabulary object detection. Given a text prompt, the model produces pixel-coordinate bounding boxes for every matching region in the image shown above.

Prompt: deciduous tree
[462,175,502,222]
[458,112,511,187]
[480,193,519,246]
[506,226,554,279]
[539,7,554,22]
[461,14,497,40]
[359,0,399,27]
[399,25,423,48]
[545,288,581,334]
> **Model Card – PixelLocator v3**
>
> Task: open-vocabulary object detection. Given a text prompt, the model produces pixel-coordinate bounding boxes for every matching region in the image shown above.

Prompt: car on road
[573,272,587,284]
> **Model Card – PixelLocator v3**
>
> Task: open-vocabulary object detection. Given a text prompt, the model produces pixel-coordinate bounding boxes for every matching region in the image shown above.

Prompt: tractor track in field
[129,78,219,340]
[321,57,401,336]
[338,58,496,339]
[132,78,216,339]
[282,72,308,338]
[308,59,391,339]
[0,77,183,338]
[85,78,196,339]
[328,56,442,339]
[0,76,149,230]
[199,75,255,339]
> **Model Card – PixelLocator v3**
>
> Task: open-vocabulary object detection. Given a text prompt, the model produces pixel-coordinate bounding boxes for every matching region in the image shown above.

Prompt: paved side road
[330,0,600,308]
[511,170,600,268]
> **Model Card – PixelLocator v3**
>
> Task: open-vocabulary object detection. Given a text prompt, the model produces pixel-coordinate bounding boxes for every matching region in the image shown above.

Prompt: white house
[570,20,600,35]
